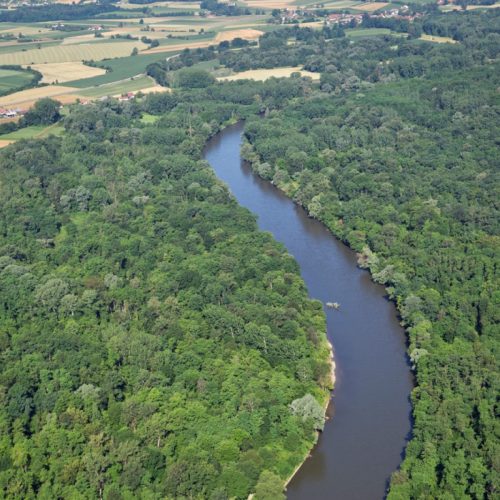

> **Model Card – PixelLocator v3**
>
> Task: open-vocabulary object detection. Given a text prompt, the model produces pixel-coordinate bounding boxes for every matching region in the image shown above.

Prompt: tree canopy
[0,87,331,498]
[239,11,499,498]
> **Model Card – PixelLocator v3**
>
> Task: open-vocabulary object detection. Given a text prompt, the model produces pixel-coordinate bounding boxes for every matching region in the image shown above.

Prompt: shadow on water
[204,123,414,500]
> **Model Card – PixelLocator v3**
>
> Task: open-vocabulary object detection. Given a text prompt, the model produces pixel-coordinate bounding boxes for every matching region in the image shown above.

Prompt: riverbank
[284,339,336,490]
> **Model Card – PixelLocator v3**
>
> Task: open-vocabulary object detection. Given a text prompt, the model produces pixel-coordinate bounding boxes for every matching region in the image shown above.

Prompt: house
[281,9,299,23]
[118,92,135,102]
[0,109,20,118]
[327,13,362,25]
[326,13,343,24]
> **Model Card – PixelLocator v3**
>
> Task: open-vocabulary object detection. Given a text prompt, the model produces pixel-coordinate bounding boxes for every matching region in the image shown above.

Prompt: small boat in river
[326,302,340,310]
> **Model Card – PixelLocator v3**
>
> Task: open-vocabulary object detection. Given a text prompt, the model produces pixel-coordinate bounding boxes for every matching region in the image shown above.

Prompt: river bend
[204,123,413,500]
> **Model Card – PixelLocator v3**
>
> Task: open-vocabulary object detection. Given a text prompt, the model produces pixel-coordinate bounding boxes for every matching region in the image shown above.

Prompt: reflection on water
[204,123,413,500]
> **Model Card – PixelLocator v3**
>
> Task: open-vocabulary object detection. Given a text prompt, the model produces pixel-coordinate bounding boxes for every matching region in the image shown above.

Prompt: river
[204,122,413,500]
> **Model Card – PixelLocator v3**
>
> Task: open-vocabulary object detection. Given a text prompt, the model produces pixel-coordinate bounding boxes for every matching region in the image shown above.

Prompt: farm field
[214,28,263,43]
[145,38,218,53]
[0,85,79,107]
[354,2,389,11]
[0,67,35,94]
[0,11,280,108]
[0,41,61,55]
[31,62,107,84]
[218,66,320,81]
[420,33,457,43]
[0,40,148,65]
[78,75,157,97]
[66,50,178,87]
[345,27,392,37]
[61,33,106,45]
[0,25,52,36]
[320,1,363,8]
[243,0,296,8]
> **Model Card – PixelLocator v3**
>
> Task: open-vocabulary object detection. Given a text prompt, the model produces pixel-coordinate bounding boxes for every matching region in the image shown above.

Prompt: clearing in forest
[419,34,457,43]
[138,84,171,94]
[218,66,320,81]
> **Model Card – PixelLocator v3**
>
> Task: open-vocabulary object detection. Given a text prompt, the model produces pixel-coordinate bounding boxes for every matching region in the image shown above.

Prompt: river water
[204,122,413,500]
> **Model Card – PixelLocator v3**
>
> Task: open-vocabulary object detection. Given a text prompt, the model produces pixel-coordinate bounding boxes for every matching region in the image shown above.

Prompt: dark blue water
[204,122,413,500]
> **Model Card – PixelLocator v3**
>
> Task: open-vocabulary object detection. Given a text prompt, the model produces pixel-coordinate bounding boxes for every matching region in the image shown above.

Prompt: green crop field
[67,50,178,87]
[0,67,36,94]
[79,75,156,97]
[346,27,392,37]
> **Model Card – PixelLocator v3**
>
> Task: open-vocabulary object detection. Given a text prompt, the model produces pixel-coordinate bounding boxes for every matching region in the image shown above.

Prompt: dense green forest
[0,87,332,498]
[236,11,499,500]
[0,3,119,23]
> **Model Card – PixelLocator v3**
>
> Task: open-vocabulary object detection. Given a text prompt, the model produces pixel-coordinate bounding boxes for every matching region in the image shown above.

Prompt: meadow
[0,122,64,140]
[0,67,36,94]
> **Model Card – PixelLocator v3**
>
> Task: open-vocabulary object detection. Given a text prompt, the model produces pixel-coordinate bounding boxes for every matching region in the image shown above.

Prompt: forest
[0,3,122,23]
[0,6,498,500]
[237,11,499,499]
[0,86,332,498]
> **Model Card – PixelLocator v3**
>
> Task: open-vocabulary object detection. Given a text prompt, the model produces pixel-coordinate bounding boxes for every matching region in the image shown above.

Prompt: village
[277,4,422,26]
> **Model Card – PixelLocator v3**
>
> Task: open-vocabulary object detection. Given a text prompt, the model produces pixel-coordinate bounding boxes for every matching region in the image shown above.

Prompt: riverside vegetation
[0,6,498,500]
